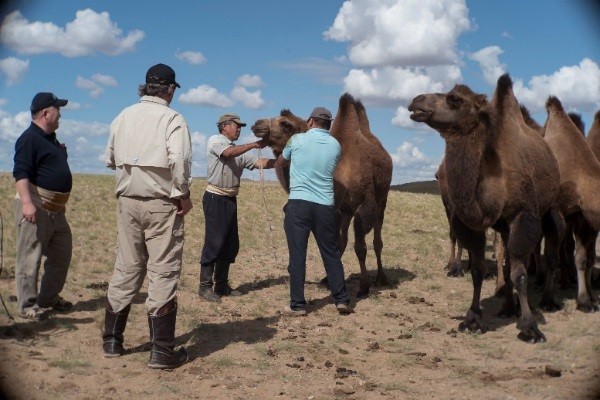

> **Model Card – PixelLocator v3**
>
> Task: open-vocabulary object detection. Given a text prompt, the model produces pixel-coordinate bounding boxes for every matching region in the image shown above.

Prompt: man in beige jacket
[102,63,192,369]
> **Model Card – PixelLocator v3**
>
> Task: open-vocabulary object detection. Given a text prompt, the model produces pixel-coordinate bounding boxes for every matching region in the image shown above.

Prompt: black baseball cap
[30,92,68,113]
[308,106,333,121]
[146,63,181,88]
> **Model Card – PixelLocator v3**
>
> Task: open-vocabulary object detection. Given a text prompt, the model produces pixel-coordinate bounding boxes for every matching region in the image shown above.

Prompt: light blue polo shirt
[282,128,340,206]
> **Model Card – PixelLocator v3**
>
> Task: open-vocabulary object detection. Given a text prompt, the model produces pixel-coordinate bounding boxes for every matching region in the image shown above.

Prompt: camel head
[251,110,308,155]
[408,84,488,138]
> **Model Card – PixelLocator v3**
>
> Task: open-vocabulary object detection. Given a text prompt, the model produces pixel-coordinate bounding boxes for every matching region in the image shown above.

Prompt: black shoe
[148,346,188,369]
[51,297,73,312]
[199,287,221,302]
[214,285,241,297]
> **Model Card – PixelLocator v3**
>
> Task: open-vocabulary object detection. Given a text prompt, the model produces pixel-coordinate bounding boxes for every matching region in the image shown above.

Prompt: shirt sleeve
[13,133,34,182]
[166,113,193,198]
[105,117,117,170]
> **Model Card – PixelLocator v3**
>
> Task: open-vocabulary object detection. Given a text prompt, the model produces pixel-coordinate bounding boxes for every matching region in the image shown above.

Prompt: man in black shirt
[13,92,73,320]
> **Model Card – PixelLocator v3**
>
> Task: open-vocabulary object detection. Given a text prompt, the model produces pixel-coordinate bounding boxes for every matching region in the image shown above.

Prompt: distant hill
[391,180,439,195]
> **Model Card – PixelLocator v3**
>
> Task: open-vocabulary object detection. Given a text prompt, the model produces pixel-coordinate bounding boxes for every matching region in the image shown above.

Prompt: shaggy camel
[585,111,600,288]
[251,93,393,297]
[437,159,506,285]
[408,74,564,342]
[544,99,600,312]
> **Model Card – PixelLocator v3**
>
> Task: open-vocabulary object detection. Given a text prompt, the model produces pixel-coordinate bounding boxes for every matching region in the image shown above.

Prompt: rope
[0,210,15,320]
[257,147,279,266]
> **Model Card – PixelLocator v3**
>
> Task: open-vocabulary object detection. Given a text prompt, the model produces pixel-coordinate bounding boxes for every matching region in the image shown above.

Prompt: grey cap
[308,106,333,121]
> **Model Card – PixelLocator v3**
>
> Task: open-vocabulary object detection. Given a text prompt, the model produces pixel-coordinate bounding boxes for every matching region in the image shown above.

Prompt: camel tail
[354,197,377,235]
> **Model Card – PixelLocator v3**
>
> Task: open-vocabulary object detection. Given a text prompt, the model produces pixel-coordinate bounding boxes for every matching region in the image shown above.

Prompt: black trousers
[200,192,239,266]
[283,199,349,310]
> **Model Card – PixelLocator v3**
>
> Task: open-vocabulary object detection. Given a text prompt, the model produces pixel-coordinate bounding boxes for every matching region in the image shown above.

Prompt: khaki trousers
[14,198,72,312]
[107,196,184,315]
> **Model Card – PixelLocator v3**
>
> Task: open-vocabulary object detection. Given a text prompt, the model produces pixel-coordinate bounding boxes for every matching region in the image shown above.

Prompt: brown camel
[408,74,564,342]
[543,97,600,312]
[437,159,505,285]
[585,111,600,288]
[251,93,393,297]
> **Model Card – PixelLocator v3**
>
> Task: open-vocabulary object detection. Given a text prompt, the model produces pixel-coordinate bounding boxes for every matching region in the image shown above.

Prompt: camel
[586,111,600,288]
[251,93,393,297]
[408,74,564,342]
[437,159,506,286]
[543,97,600,312]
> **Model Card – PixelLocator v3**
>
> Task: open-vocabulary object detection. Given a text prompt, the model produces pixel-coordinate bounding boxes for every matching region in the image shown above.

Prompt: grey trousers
[14,198,72,312]
[106,196,184,315]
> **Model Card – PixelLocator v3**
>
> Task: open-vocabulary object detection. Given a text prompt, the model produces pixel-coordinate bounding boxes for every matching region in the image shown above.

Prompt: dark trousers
[284,199,349,310]
[200,192,239,266]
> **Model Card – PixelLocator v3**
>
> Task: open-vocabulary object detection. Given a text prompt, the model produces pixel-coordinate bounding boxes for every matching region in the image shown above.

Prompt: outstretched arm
[221,139,268,159]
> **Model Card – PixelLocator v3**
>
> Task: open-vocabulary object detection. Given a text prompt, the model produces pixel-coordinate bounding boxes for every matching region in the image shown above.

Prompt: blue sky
[1,0,599,184]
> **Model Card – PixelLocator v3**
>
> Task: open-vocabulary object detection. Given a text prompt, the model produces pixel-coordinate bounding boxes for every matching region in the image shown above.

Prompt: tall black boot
[214,261,241,296]
[148,299,188,369]
[102,303,131,358]
[199,263,220,302]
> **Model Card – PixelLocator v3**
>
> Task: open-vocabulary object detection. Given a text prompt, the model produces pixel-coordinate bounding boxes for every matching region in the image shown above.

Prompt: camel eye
[447,94,462,109]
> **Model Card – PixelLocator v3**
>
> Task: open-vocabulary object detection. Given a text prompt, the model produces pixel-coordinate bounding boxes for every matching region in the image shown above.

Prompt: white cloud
[76,76,103,98]
[230,86,265,109]
[76,73,117,97]
[178,84,234,107]
[0,57,29,85]
[324,0,472,68]
[235,74,264,88]
[514,58,600,113]
[389,141,439,184]
[175,50,207,65]
[468,46,507,85]
[0,9,144,57]
[0,110,30,141]
[343,65,462,106]
[91,73,117,87]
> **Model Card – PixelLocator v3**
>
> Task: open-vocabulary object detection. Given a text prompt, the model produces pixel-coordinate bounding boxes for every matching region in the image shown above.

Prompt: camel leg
[496,230,518,318]
[457,230,487,333]
[352,214,370,298]
[573,220,599,312]
[372,209,389,288]
[507,211,545,343]
[539,207,564,311]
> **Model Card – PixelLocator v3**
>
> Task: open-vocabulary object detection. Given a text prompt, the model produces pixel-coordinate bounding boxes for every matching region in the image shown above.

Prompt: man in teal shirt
[281,107,351,315]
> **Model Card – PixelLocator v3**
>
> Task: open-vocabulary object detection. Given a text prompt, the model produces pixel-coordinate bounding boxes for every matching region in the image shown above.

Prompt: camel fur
[251,93,393,297]
[543,99,600,311]
[408,74,564,342]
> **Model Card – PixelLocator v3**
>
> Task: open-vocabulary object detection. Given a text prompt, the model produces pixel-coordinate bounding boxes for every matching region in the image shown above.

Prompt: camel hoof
[576,303,599,313]
[539,299,562,312]
[517,330,546,344]
[374,273,389,288]
[446,265,464,278]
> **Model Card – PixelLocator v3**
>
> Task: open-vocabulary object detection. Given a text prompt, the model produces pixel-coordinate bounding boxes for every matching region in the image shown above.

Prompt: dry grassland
[0,172,599,399]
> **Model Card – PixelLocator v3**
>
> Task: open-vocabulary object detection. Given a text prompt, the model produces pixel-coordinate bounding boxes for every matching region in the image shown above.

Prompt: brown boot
[148,300,188,369]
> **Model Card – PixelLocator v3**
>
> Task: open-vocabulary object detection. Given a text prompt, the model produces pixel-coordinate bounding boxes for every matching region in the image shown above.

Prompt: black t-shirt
[13,122,72,193]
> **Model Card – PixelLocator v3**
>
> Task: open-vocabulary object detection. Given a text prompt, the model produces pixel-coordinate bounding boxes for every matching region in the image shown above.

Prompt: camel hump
[493,73,518,112]
[594,110,600,123]
[546,96,564,112]
[568,112,585,134]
